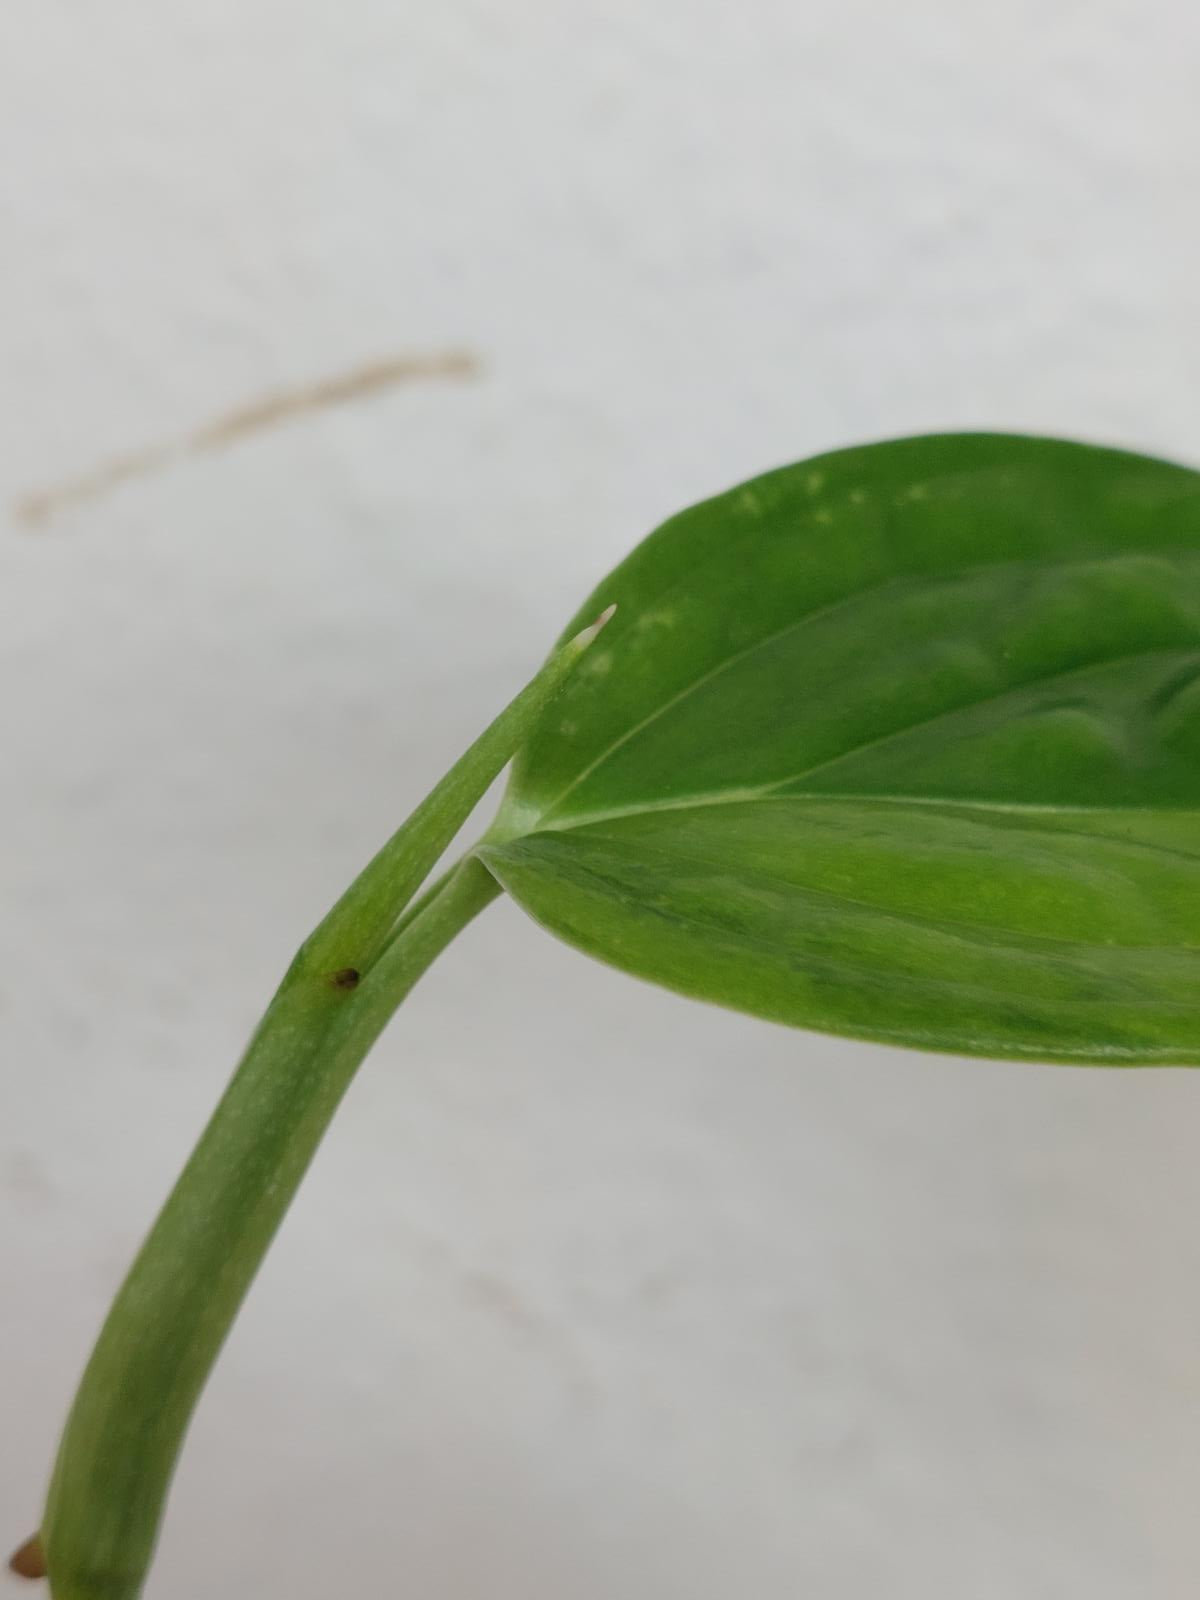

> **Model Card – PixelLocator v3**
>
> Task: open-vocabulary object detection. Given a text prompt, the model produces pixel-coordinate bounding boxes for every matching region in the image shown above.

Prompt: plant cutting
[14,431,1200,1599]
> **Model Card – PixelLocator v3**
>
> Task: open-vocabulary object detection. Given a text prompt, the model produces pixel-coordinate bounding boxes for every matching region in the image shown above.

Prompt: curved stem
[34,606,616,1600]
[42,857,500,1600]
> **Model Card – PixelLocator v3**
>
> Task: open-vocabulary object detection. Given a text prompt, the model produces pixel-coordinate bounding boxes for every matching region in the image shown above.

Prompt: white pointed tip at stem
[571,603,618,652]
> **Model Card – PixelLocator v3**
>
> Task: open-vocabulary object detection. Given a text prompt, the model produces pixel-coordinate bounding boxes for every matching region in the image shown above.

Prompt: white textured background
[3,3,1200,1596]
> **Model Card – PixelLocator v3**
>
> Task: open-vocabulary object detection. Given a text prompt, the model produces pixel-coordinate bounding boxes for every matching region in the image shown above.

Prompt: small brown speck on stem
[331,967,361,990]
[9,1533,46,1580]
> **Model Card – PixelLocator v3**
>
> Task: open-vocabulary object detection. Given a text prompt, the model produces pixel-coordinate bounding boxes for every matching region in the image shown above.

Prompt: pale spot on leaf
[636,607,678,632]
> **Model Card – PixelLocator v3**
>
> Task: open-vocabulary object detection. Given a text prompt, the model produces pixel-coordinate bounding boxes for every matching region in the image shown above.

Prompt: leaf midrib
[534,790,1200,865]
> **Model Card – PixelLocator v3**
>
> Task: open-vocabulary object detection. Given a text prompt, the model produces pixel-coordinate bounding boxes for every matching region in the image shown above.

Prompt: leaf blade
[491,434,1200,1062]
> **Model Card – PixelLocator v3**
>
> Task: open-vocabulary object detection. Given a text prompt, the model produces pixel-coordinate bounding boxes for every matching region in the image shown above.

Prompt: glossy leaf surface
[483,434,1200,1062]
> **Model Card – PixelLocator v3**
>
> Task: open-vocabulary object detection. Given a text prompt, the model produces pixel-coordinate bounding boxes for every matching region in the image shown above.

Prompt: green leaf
[481,434,1200,1063]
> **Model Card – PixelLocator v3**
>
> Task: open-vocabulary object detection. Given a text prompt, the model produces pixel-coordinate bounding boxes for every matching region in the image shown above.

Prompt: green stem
[35,607,613,1600]
[300,602,614,978]
[42,859,499,1600]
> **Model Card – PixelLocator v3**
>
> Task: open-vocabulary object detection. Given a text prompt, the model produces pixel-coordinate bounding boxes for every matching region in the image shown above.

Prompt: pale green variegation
[28,433,1200,1600]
